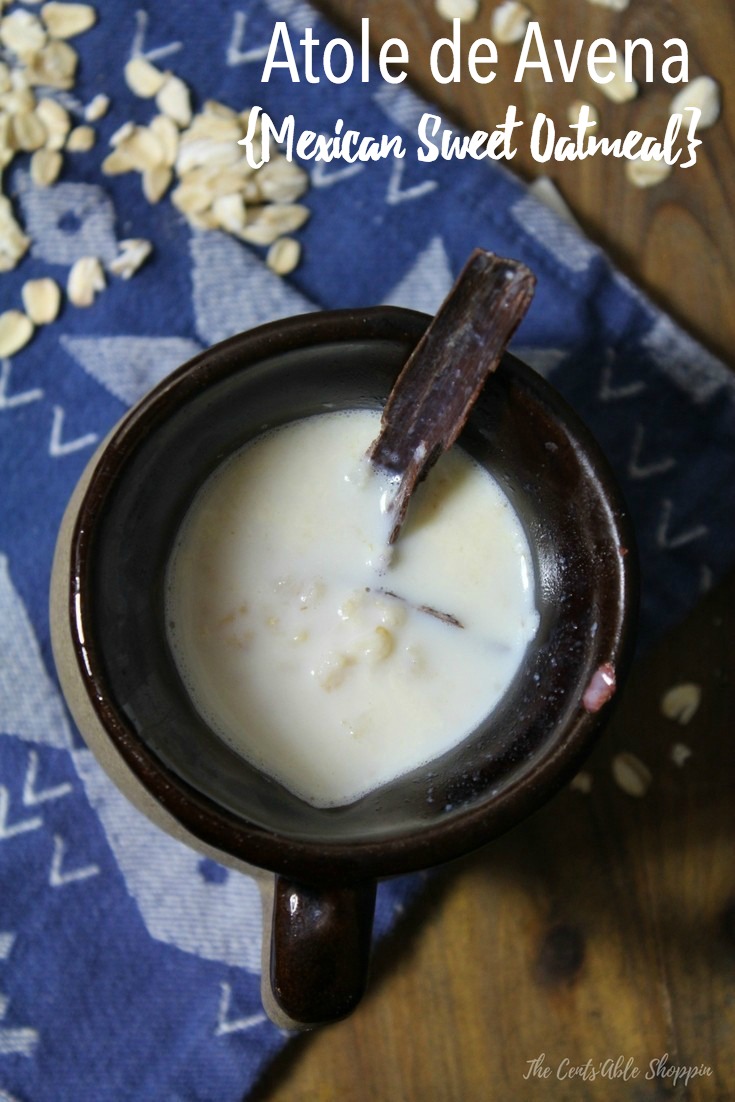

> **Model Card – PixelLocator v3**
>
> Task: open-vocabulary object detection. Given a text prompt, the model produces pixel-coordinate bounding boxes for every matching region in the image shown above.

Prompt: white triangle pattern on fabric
[130,7,182,65]
[226,10,272,66]
[0,555,72,751]
[511,346,566,378]
[641,314,735,404]
[381,236,453,316]
[60,335,203,407]
[16,172,118,267]
[71,749,263,972]
[190,231,317,348]
[373,83,434,136]
[263,0,316,31]
[510,192,599,274]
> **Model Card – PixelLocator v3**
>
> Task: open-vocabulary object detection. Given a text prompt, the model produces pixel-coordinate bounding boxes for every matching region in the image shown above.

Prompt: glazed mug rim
[64,305,638,884]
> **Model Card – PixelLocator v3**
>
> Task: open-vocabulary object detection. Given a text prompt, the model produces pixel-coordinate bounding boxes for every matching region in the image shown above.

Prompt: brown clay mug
[50,306,637,1028]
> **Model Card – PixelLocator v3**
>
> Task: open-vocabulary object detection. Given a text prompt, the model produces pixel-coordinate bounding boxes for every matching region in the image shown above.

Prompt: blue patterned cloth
[1,2,734,1100]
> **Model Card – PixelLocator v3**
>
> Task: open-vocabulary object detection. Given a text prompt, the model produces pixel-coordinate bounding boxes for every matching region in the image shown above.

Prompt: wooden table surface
[253,2,735,1098]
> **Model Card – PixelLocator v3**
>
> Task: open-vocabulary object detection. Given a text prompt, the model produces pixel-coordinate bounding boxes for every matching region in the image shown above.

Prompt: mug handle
[264,875,377,1028]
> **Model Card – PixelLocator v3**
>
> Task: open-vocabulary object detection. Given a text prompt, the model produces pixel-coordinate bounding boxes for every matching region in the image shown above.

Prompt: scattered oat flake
[30,146,63,186]
[4,85,36,116]
[435,0,479,22]
[108,238,152,279]
[65,123,95,151]
[183,112,243,143]
[599,52,638,104]
[567,100,598,129]
[171,181,214,217]
[67,255,105,307]
[124,55,166,98]
[94,54,311,273]
[21,277,61,323]
[239,204,310,246]
[184,208,218,232]
[40,2,96,39]
[203,98,238,121]
[84,92,109,121]
[109,119,135,147]
[121,125,167,170]
[142,164,172,204]
[26,38,78,89]
[0,310,34,357]
[101,147,136,175]
[149,113,179,166]
[612,752,652,798]
[0,10,47,57]
[0,196,31,271]
[660,683,701,725]
[491,1,531,45]
[156,74,192,127]
[4,89,36,119]
[176,135,242,175]
[35,96,71,148]
[586,0,629,8]
[211,192,246,234]
[625,156,671,189]
[569,770,593,794]
[11,110,47,152]
[670,742,692,768]
[266,236,301,276]
[256,157,309,203]
[670,76,721,131]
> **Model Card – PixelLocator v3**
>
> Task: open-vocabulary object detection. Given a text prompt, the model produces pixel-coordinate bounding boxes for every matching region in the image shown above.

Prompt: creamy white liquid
[166,410,538,807]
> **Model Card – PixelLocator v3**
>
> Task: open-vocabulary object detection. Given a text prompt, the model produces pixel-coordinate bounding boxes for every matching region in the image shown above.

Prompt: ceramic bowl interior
[70,307,636,881]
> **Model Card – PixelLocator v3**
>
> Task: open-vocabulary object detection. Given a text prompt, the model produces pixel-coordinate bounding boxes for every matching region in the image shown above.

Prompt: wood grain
[316,0,735,367]
[255,578,735,1101]
[248,3,735,1098]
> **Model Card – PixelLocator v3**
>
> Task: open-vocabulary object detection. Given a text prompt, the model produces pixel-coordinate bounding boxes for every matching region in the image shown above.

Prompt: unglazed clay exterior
[50,307,637,1026]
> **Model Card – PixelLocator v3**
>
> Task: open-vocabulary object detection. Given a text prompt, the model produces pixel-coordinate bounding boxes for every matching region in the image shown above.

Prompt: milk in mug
[166,409,539,807]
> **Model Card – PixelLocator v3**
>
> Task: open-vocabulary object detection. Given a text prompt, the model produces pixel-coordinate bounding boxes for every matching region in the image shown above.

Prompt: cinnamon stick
[368,249,535,543]
[367,587,464,629]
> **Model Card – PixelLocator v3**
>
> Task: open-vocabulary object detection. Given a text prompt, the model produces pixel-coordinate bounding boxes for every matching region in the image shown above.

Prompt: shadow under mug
[50,306,637,1028]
